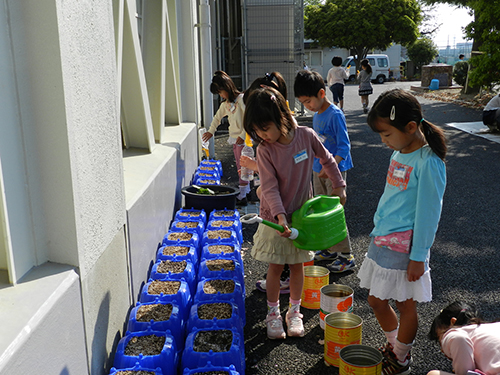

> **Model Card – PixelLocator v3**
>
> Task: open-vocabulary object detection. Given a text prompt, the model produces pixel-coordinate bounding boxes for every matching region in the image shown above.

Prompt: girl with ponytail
[427,301,500,375]
[357,89,447,374]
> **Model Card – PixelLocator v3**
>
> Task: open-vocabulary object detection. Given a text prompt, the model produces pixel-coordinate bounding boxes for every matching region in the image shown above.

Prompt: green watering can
[240,195,347,250]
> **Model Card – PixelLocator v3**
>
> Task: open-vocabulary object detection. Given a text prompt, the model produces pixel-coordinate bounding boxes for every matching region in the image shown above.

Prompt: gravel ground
[210,81,500,375]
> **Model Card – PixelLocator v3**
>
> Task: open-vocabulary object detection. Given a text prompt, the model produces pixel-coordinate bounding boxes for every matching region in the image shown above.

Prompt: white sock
[384,326,399,347]
[393,338,413,364]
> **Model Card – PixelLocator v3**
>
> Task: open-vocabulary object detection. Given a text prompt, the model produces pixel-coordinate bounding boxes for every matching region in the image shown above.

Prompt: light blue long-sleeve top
[370,145,446,262]
[312,103,353,173]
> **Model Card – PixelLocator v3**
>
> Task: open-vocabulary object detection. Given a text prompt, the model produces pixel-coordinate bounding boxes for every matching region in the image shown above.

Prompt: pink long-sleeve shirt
[441,322,500,375]
[256,125,345,223]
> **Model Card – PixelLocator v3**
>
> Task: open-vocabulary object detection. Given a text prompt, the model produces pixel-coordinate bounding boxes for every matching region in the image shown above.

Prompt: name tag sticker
[393,167,406,179]
[294,149,308,164]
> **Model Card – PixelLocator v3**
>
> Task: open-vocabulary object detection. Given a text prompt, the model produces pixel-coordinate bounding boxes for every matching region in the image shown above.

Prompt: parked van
[342,54,390,84]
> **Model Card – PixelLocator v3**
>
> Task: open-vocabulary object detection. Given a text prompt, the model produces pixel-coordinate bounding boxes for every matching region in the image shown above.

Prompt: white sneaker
[266,311,286,339]
[286,306,305,337]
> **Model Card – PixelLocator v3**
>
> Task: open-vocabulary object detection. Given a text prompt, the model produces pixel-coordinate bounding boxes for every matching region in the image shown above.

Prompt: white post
[198,0,215,157]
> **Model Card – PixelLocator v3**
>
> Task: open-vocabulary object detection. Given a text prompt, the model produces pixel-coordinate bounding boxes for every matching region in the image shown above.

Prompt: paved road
[214,81,500,375]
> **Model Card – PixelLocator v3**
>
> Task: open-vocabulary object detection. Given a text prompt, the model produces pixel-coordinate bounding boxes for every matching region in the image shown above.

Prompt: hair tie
[420,118,425,123]
[390,105,396,121]
[270,94,276,102]
[265,72,272,81]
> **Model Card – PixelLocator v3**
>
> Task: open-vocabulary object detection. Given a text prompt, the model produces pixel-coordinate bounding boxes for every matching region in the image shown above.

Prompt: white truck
[342,54,390,84]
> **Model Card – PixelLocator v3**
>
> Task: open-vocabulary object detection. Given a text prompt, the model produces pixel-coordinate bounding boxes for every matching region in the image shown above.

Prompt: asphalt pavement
[212,80,500,375]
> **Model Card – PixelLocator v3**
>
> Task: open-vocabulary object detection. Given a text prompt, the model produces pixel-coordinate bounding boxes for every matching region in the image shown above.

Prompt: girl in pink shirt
[428,301,500,375]
[243,86,346,340]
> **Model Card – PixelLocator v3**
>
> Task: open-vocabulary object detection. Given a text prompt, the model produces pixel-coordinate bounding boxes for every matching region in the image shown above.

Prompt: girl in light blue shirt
[358,89,447,375]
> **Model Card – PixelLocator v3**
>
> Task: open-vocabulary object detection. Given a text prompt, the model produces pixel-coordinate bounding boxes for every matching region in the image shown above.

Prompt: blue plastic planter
[186,301,244,336]
[200,241,242,265]
[109,363,163,374]
[206,218,243,244]
[193,169,220,184]
[201,229,239,248]
[127,301,185,352]
[174,208,207,226]
[113,329,178,375]
[195,178,221,186]
[198,258,245,296]
[181,327,244,375]
[170,220,205,238]
[149,259,197,295]
[161,230,200,251]
[182,362,240,375]
[139,280,192,322]
[156,244,198,271]
[194,277,245,326]
[208,209,240,222]
[199,159,223,176]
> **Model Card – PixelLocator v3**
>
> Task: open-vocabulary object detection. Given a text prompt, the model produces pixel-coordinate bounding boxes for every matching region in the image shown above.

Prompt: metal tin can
[301,266,330,309]
[320,284,354,329]
[324,312,363,367]
[339,344,383,375]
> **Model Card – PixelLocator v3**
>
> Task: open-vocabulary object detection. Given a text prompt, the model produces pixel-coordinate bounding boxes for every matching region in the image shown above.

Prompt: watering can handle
[296,195,340,218]
[261,219,285,233]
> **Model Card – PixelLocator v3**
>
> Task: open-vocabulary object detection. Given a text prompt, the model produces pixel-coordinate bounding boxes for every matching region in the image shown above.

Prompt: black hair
[360,59,372,74]
[331,56,343,67]
[243,71,288,105]
[243,87,295,143]
[210,71,241,103]
[293,69,325,98]
[428,301,483,342]
[367,88,447,160]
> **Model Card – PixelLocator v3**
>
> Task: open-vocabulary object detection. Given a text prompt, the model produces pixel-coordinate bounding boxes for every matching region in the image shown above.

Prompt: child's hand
[318,168,328,179]
[277,214,292,238]
[331,186,346,206]
[240,155,258,171]
[202,132,213,142]
[407,260,424,282]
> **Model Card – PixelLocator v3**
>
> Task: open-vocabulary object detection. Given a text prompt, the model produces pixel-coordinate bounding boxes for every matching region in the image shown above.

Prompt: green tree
[304,0,422,70]
[463,0,500,89]
[407,37,439,71]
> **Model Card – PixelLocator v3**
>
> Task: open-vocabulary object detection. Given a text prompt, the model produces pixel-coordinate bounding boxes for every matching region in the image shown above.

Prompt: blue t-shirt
[312,104,353,173]
[370,146,446,262]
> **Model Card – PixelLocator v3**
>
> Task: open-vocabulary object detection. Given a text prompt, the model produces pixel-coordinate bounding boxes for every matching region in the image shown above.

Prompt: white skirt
[357,239,432,303]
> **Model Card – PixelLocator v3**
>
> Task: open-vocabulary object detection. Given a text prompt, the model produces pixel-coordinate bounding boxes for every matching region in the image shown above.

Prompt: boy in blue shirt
[294,70,355,272]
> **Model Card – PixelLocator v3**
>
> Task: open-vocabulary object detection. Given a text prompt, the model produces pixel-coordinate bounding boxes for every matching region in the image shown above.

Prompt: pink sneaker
[266,311,286,340]
[285,307,304,337]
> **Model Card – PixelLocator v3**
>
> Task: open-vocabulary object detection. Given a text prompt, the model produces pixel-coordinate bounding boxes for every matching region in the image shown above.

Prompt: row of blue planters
[192,159,223,186]
[111,204,246,375]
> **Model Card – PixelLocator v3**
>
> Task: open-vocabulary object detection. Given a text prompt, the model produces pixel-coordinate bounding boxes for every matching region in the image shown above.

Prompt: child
[427,301,500,375]
[294,69,354,273]
[242,71,292,294]
[482,93,500,133]
[358,89,447,374]
[358,59,373,113]
[327,56,349,110]
[243,86,346,339]
[202,71,249,205]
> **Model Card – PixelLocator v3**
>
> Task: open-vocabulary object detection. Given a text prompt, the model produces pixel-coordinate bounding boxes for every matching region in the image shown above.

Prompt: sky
[431,3,474,48]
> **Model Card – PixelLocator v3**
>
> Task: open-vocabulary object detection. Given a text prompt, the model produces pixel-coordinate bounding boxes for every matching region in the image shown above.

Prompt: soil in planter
[179,210,202,217]
[124,335,165,356]
[157,260,187,274]
[210,220,233,227]
[192,372,229,375]
[136,303,173,322]
[206,259,235,271]
[174,221,199,229]
[212,210,236,217]
[208,244,234,255]
[167,232,193,241]
[193,330,233,352]
[116,371,155,375]
[206,230,232,240]
[203,279,235,294]
[199,166,216,172]
[148,280,181,295]
[198,302,232,320]
[162,245,189,256]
